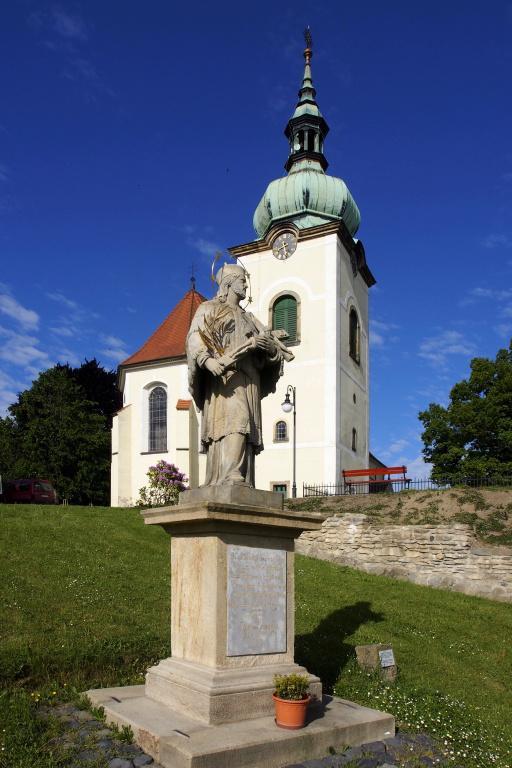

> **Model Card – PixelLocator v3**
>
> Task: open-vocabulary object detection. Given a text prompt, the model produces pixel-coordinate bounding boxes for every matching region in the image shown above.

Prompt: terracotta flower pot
[272,693,311,730]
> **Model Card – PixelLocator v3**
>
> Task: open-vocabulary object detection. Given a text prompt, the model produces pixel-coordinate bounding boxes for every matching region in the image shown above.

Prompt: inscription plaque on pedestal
[227,545,286,656]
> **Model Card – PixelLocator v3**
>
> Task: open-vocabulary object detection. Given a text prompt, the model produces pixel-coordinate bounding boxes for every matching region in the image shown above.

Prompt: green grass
[1,504,512,767]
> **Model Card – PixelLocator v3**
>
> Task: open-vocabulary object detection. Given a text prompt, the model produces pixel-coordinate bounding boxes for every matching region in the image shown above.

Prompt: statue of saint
[186,263,294,487]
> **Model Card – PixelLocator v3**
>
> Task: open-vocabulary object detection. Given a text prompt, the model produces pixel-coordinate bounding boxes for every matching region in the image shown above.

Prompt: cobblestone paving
[39,703,461,767]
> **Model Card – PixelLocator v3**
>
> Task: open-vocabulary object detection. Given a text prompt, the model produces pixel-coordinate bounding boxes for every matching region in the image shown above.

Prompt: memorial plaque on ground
[227,545,286,656]
[379,648,396,668]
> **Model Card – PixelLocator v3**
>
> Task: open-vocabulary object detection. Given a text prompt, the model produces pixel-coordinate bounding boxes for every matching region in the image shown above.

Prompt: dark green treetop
[0,359,121,504]
[419,342,512,479]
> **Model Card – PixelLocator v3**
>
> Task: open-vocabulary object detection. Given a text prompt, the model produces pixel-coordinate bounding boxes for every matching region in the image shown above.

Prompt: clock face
[272,232,297,260]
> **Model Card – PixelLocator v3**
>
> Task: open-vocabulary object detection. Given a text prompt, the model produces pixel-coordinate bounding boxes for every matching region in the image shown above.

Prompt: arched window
[148,386,167,452]
[274,420,288,442]
[349,308,360,364]
[272,295,298,343]
[351,428,357,452]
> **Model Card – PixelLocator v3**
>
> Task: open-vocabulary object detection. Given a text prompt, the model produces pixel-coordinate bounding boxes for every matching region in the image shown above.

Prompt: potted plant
[272,673,311,730]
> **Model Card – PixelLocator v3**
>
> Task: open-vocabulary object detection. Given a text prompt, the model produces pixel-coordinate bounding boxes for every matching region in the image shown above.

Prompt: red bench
[342,466,410,494]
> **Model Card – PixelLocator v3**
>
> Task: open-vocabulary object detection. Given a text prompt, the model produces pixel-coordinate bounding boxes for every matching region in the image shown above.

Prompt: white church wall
[116,405,132,506]
[239,230,361,493]
[111,414,119,505]
[337,237,369,476]
[112,360,191,505]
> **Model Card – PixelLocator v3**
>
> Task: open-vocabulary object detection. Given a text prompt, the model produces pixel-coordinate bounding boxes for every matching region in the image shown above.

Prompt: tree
[0,360,121,504]
[65,358,122,427]
[0,416,16,483]
[419,343,512,479]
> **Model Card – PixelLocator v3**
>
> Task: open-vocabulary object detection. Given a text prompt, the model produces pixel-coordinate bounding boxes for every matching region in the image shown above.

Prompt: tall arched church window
[274,420,288,442]
[272,295,298,343]
[349,308,360,364]
[148,386,167,452]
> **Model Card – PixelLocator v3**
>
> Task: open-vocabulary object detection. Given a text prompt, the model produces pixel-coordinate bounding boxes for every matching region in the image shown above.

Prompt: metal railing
[303,476,512,497]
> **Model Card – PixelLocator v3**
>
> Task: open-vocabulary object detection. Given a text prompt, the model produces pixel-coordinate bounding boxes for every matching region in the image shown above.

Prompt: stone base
[145,657,322,725]
[86,685,395,768]
[178,486,284,511]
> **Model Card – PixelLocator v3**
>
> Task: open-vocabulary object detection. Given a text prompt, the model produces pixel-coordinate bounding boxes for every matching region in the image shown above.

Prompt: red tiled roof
[176,399,192,410]
[121,289,206,367]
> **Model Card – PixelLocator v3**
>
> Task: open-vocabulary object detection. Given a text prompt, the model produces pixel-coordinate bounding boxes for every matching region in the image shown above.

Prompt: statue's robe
[186,299,284,486]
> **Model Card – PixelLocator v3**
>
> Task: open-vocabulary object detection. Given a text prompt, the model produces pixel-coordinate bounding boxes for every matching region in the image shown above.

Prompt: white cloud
[28,9,113,99]
[0,369,20,415]
[494,323,512,338]
[55,348,81,367]
[100,334,128,363]
[418,330,476,366]
[0,291,39,330]
[371,319,399,332]
[47,291,79,310]
[472,287,511,300]
[46,292,99,329]
[388,438,409,455]
[28,8,88,41]
[0,326,50,368]
[51,9,88,41]
[481,233,512,249]
[459,286,512,307]
[460,288,512,336]
[406,455,432,479]
[370,318,399,348]
[50,325,76,337]
[189,237,222,258]
[370,330,384,347]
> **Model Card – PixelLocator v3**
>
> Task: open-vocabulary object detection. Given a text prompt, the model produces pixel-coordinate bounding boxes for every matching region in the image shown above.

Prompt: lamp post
[281,385,297,498]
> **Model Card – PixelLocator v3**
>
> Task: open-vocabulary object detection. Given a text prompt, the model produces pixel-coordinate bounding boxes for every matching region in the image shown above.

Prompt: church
[111,35,376,506]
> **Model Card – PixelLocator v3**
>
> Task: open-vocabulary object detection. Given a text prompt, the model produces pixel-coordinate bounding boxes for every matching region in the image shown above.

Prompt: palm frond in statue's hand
[198,305,234,357]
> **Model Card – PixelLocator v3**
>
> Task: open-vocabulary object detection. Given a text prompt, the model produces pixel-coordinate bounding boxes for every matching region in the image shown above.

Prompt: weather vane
[304,26,312,50]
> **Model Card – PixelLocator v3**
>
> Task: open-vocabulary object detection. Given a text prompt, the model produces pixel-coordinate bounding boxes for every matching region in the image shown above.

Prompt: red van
[3,479,58,504]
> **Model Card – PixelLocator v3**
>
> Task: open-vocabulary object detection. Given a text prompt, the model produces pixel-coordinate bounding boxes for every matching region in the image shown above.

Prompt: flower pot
[272,693,311,730]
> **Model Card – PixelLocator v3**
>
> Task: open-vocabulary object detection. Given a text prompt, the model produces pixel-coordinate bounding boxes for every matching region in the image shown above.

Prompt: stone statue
[186,263,294,487]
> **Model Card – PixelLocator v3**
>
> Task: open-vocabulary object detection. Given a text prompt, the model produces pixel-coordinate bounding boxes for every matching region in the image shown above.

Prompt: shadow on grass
[295,601,385,692]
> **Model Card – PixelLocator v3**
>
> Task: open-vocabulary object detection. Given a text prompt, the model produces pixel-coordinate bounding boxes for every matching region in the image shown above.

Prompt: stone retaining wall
[296,514,512,602]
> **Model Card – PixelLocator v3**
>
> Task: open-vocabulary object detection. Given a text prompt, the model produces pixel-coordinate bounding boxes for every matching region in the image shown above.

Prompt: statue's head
[215,263,248,303]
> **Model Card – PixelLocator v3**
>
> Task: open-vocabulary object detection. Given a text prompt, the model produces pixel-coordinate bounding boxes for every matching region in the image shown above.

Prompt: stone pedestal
[86,488,394,767]
[144,486,323,724]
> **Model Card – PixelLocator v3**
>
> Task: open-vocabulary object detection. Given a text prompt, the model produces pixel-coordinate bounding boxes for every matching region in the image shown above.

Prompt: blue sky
[1,1,511,477]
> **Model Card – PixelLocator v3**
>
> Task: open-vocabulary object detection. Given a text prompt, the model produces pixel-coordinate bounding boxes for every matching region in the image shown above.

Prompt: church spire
[253,32,361,239]
[284,27,329,172]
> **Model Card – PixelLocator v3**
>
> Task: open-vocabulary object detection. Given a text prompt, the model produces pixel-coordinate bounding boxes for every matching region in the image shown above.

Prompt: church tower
[229,30,376,494]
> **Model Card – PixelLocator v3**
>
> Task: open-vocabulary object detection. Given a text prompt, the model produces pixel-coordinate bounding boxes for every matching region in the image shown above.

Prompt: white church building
[111,40,376,506]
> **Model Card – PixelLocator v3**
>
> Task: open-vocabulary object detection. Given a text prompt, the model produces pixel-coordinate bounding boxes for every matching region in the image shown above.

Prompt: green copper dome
[253,31,361,239]
[253,158,360,238]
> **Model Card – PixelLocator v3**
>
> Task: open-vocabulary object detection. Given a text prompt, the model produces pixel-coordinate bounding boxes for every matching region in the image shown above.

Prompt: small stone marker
[355,643,398,682]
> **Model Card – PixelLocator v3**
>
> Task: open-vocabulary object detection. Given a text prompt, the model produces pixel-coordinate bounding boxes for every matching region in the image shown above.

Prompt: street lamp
[281,385,297,498]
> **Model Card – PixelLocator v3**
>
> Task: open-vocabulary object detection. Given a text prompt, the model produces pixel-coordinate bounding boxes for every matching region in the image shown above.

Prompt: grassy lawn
[1,504,511,767]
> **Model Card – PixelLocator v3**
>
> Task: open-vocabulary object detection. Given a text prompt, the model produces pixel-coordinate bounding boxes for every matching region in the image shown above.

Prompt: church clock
[272,231,297,260]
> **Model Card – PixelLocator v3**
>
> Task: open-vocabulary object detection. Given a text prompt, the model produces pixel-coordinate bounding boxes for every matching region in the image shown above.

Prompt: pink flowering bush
[137,460,188,507]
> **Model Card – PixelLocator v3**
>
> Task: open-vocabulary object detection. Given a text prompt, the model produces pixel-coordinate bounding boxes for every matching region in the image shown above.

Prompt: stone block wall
[296,514,512,602]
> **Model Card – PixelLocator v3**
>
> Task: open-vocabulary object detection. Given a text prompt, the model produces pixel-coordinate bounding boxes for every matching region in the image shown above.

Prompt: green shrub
[273,673,309,700]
